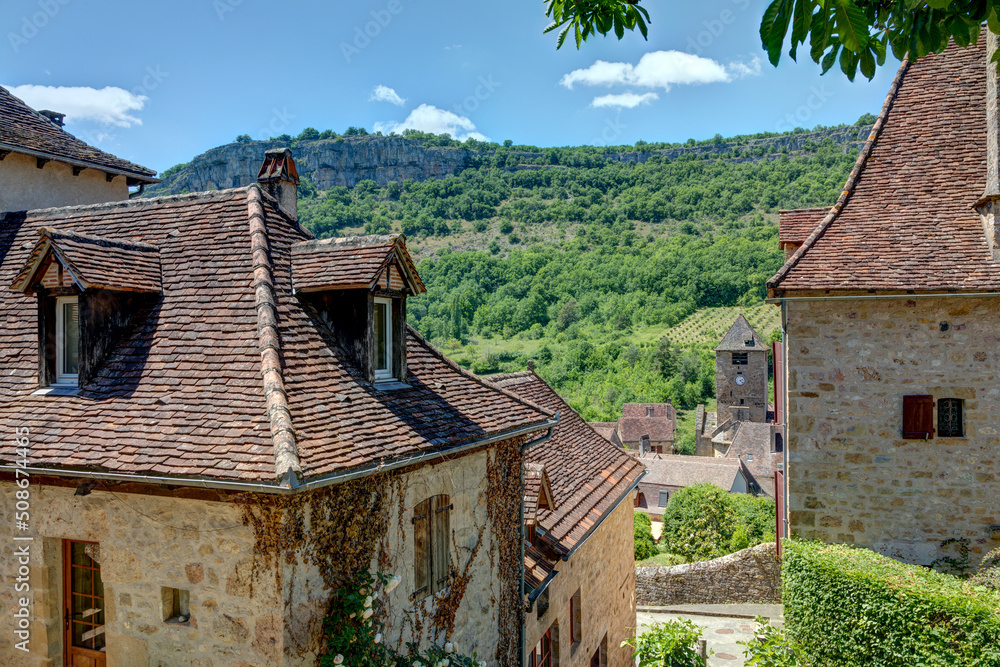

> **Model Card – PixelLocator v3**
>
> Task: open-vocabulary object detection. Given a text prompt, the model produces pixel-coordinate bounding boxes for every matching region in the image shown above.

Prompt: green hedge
[783,540,1000,666]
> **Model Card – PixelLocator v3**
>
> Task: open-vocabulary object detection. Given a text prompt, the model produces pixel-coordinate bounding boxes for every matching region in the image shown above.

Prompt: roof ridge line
[767,58,911,292]
[247,184,302,484]
[37,226,160,250]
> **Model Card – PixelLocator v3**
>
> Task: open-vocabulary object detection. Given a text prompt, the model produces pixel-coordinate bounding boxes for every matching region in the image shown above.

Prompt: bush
[971,546,1000,591]
[634,512,657,561]
[660,483,737,560]
[740,617,801,667]
[729,493,776,544]
[784,540,1000,666]
[622,619,708,667]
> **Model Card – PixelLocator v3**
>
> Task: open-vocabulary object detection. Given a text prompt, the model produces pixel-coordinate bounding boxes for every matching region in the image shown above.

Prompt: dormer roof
[715,314,765,352]
[290,234,426,295]
[11,227,161,294]
[524,462,555,526]
[0,85,158,185]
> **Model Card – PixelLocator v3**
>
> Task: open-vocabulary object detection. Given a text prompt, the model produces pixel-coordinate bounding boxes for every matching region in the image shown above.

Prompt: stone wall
[635,544,781,606]
[785,296,1000,566]
[0,151,129,212]
[0,443,515,666]
[526,498,636,667]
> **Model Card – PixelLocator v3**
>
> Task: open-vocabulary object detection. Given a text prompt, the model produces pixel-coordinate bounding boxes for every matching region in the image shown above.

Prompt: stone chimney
[257,147,299,221]
[977,31,1000,260]
[38,110,65,127]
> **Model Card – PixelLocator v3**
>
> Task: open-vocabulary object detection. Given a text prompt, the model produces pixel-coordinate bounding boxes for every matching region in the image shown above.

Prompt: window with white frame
[55,296,79,385]
[373,297,393,380]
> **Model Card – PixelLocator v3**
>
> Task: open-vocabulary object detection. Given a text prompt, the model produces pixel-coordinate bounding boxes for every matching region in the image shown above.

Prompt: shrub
[740,617,801,667]
[634,512,657,561]
[784,540,1000,666]
[660,483,737,560]
[971,546,1000,591]
[729,493,776,545]
[622,619,708,667]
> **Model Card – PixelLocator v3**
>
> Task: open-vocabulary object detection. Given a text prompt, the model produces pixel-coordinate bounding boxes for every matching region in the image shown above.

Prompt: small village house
[634,455,751,520]
[769,31,1000,566]
[603,403,676,455]
[491,369,644,667]
[0,132,567,665]
[0,86,159,211]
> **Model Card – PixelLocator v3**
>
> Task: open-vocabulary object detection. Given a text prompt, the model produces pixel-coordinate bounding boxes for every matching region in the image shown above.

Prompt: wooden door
[64,540,106,667]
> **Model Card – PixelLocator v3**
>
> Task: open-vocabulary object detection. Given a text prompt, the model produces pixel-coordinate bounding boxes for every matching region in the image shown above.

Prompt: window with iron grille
[938,398,964,437]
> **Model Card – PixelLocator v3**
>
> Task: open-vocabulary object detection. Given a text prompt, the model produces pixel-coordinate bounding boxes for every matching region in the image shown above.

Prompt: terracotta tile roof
[778,208,828,246]
[523,462,554,526]
[639,454,746,490]
[769,35,1000,294]
[290,234,425,294]
[715,314,766,352]
[11,227,162,293]
[0,187,552,484]
[621,403,673,419]
[588,422,620,445]
[724,422,779,497]
[489,371,646,553]
[0,85,157,183]
[617,417,675,443]
[524,544,556,590]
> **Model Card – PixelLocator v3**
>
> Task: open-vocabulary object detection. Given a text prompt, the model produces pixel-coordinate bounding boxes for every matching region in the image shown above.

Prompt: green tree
[660,483,738,560]
[297,127,320,141]
[634,512,658,561]
[543,0,1000,81]
[235,134,252,144]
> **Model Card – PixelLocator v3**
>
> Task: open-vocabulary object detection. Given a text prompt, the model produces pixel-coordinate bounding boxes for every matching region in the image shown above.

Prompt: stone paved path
[637,605,783,667]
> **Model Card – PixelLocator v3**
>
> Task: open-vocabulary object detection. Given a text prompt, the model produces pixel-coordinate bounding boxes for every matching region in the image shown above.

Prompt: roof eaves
[0,140,159,184]
[767,58,911,295]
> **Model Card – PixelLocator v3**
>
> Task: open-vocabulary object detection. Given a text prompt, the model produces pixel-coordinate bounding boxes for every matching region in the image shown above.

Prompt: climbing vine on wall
[486,437,526,667]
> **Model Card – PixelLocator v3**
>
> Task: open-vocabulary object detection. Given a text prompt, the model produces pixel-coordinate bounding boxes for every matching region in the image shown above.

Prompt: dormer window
[373,297,394,381]
[10,227,162,389]
[55,296,79,385]
[290,234,426,386]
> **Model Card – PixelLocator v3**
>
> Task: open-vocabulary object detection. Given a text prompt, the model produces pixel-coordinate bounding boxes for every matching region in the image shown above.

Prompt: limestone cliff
[148,136,471,195]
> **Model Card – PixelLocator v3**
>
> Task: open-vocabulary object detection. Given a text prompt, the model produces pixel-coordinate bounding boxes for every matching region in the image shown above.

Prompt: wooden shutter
[431,495,451,594]
[902,395,934,439]
[412,498,431,599]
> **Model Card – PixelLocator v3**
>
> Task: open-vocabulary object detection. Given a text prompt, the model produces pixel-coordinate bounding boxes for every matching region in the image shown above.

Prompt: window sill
[33,386,80,397]
[374,380,410,392]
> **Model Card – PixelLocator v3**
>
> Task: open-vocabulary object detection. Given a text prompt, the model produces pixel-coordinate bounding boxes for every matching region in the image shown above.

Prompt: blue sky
[3,0,899,175]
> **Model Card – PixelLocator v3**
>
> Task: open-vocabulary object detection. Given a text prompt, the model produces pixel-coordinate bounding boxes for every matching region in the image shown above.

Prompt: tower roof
[715,314,766,352]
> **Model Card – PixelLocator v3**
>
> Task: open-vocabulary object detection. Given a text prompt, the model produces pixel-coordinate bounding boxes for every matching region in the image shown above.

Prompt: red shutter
[902,395,934,439]
[412,499,431,599]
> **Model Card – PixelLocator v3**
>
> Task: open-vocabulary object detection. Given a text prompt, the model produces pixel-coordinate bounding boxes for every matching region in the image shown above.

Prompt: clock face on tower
[735,375,746,386]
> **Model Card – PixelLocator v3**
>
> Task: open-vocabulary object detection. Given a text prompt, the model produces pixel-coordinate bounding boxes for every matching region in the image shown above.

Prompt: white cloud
[4,84,147,127]
[369,84,406,107]
[374,104,488,141]
[559,60,634,89]
[560,50,760,94]
[591,92,659,109]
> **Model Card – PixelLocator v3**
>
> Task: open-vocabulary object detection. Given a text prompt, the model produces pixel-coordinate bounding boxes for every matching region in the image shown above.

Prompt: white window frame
[373,297,394,381]
[55,295,79,386]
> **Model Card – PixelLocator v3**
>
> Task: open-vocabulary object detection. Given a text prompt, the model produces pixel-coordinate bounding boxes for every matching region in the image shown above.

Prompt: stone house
[0,149,561,666]
[768,32,1000,566]
[634,455,751,519]
[490,370,645,667]
[0,85,159,211]
[611,403,676,454]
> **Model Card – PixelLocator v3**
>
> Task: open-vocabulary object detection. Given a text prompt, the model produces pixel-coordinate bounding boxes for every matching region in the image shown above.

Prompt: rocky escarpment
[602,124,874,164]
[148,124,874,197]
[147,136,471,195]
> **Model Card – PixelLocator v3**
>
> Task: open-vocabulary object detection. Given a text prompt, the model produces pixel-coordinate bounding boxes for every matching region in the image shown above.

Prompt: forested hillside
[285,124,860,439]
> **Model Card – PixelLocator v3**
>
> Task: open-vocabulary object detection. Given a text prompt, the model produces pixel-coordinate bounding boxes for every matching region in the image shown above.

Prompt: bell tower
[715,314,768,423]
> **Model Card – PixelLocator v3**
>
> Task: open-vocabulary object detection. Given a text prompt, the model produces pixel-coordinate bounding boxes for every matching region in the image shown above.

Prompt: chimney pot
[526,360,535,372]
[257,147,299,221]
